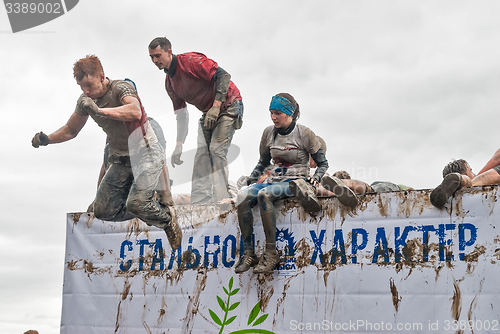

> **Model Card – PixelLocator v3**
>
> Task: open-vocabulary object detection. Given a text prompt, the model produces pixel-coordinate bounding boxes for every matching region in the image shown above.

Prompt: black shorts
[493,165,500,175]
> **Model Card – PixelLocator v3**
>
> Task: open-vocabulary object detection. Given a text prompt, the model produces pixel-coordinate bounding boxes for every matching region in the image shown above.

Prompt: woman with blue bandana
[235,93,329,274]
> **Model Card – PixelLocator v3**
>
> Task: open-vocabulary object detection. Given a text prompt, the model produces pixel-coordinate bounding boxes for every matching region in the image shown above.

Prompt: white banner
[61,188,500,333]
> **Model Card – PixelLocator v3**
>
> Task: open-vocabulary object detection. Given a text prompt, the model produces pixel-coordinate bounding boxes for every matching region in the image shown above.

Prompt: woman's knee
[237,187,259,207]
[257,188,272,206]
[236,191,248,207]
[258,185,286,204]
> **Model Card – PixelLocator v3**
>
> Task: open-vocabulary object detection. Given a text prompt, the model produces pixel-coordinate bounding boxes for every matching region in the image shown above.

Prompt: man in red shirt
[149,37,243,205]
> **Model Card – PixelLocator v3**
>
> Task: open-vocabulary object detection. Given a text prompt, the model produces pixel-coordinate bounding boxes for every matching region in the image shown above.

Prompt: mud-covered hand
[247,176,259,186]
[203,105,220,129]
[306,177,319,188]
[78,96,99,114]
[171,145,183,168]
[32,131,50,148]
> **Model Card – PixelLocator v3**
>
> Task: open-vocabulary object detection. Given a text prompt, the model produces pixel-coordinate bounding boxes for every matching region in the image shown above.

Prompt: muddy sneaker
[234,251,258,273]
[289,179,322,213]
[163,207,182,250]
[321,175,359,208]
[253,252,280,274]
[430,173,462,209]
[86,200,94,213]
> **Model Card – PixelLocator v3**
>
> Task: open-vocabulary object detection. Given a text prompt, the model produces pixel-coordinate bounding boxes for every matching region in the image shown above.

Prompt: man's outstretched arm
[32,112,88,147]
[94,95,142,121]
[477,148,500,175]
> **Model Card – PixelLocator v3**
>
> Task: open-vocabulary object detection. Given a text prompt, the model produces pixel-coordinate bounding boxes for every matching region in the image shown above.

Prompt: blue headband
[269,95,295,116]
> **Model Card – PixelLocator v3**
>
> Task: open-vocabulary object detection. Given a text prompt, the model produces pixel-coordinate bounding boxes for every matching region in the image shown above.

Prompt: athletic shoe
[321,175,359,208]
[163,207,182,250]
[430,173,462,209]
[253,252,280,274]
[234,252,258,273]
[289,179,322,213]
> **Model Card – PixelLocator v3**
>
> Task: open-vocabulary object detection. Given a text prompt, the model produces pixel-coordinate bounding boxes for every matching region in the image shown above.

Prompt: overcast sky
[2,0,500,332]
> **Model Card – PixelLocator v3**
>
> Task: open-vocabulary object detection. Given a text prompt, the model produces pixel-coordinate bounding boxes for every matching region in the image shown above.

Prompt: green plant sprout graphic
[209,277,276,334]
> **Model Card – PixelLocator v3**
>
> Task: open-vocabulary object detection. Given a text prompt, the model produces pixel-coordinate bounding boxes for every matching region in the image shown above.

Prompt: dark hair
[276,92,300,121]
[442,159,469,178]
[332,170,351,179]
[149,37,172,52]
[73,55,103,81]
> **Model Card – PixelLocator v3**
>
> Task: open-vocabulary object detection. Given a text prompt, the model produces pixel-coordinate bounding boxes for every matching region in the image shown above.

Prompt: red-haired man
[31,55,182,249]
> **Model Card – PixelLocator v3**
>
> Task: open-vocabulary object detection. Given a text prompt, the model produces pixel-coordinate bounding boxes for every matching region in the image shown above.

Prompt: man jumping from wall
[31,55,182,249]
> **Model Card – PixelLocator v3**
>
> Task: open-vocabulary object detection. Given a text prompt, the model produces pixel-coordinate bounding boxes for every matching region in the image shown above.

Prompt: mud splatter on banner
[62,188,500,333]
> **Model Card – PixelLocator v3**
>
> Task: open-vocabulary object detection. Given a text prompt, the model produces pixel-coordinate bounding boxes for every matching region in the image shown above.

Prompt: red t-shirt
[165,52,242,113]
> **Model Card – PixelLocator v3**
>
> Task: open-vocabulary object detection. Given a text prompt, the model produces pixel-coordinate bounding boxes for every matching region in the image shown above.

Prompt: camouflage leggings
[93,142,171,228]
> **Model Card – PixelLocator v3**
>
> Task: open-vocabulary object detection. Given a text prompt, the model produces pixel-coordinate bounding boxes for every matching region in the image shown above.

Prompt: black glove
[171,145,183,167]
[247,176,259,186]
[32,131,50,148]
[306,177,319,188]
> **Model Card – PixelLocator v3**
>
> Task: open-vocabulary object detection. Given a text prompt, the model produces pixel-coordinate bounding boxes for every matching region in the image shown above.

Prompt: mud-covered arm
[478,148,500,175]
[212,67,231,103]
[46,112,89,144]
[247,152,272,185]
[96,96,142,122]
[175,107,189,144]
[247,129,273,185]
[171,107,189,167]
[310,149,329,183]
